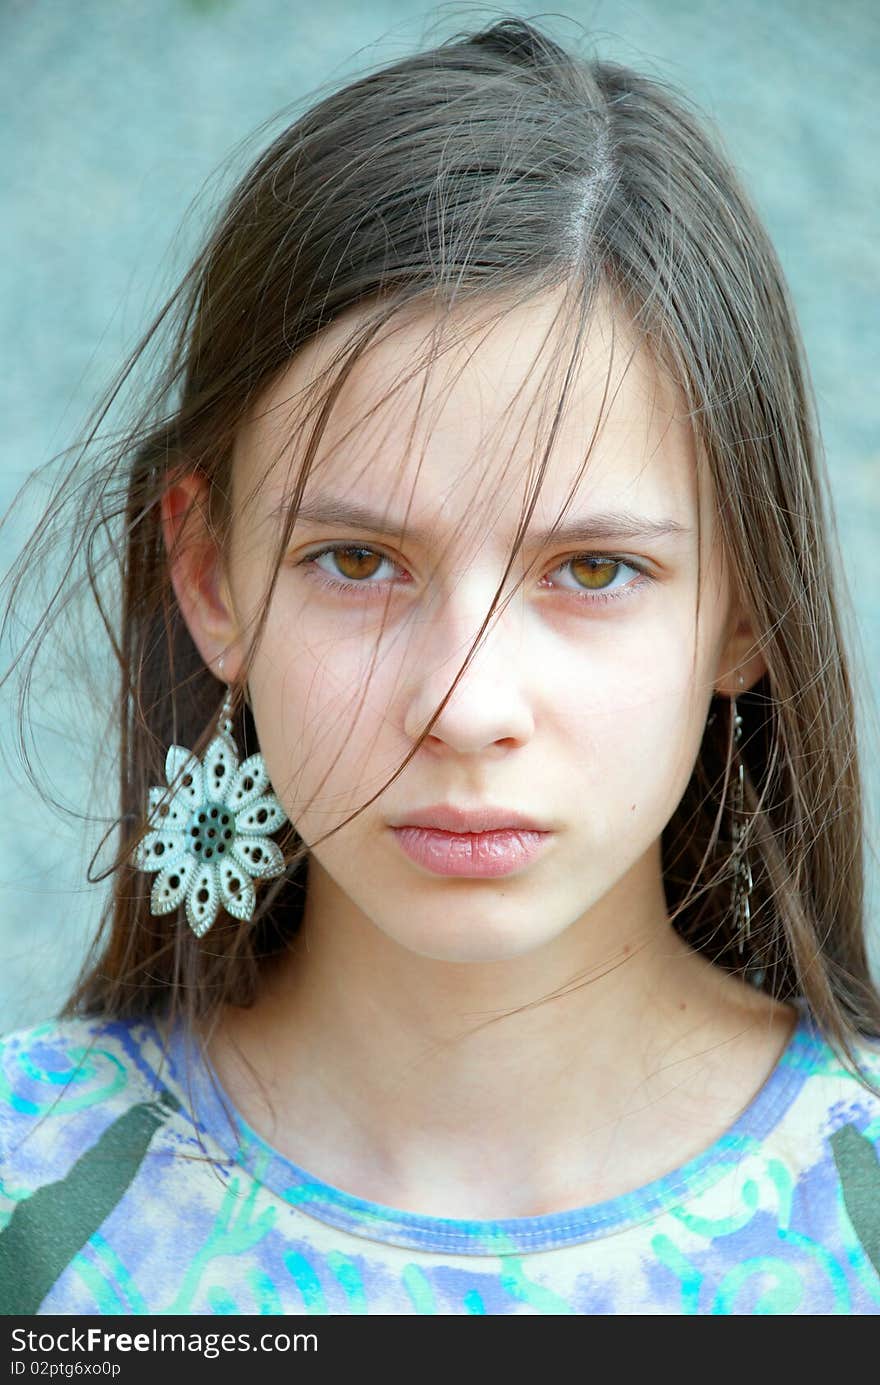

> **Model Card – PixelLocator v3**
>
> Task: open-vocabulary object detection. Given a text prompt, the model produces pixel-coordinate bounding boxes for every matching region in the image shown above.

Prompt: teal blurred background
[2,0,878,1029]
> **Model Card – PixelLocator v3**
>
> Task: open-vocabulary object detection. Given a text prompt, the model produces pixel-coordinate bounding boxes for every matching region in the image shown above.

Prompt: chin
[386,920,556,966]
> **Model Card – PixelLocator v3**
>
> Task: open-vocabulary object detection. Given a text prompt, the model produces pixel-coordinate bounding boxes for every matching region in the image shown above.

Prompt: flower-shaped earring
[131,674,288,937]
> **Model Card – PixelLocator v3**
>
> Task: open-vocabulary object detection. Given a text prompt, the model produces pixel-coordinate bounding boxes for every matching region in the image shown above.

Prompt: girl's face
[181,290,761,966]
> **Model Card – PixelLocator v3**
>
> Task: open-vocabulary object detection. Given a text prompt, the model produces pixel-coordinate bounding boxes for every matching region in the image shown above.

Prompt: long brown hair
[3,17,878,1080]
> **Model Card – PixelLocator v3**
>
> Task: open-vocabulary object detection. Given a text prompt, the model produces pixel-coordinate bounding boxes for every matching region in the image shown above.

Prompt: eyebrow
[284,496,692,546]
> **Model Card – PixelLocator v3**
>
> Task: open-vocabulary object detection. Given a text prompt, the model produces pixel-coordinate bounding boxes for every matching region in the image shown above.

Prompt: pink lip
[388,804,553,878]
[388,803,550,833]
[390,827,551,877]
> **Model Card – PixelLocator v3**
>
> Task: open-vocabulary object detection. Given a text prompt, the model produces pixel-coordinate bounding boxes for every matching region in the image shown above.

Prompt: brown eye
[304,544,395,589]
[568,556,621,590]
[332,547,385,581]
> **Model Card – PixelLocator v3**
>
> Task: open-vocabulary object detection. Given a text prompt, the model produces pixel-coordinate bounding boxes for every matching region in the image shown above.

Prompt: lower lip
[390,826,551,877]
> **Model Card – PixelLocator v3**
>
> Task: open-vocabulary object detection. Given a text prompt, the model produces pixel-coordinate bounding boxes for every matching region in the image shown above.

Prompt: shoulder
[0,1015,213,1316]
[784,1014,880,1106]
[0,1013,170,1109]
[0,1014,183,1191]
[771,1013,880,1183]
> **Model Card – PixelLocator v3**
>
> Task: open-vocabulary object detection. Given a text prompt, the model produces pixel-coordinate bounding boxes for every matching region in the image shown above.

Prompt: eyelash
[295,544,654,607]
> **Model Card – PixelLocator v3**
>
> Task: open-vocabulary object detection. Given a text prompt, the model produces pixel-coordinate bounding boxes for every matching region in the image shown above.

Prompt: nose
[402,581,536,754]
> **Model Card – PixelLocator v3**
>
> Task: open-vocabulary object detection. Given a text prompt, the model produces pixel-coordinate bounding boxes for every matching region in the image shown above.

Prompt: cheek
[247,605,404,818]
[552,627,708,827]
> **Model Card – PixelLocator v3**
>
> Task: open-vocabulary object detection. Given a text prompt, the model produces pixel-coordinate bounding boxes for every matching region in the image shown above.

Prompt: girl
[1,17,879,1317]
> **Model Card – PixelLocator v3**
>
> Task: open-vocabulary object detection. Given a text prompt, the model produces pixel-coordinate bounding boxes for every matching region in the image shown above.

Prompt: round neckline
[157,999,822,1256]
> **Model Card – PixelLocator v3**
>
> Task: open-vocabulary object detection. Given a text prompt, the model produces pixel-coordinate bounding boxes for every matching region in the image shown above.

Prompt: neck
[202,861,796,1218]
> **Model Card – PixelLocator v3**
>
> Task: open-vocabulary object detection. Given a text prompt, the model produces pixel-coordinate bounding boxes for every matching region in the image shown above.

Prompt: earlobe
[160,472,242,680]
[713,610,768,698]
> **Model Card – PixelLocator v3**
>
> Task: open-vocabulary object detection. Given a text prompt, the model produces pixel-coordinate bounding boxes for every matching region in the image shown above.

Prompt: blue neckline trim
[158,1000,823,1256]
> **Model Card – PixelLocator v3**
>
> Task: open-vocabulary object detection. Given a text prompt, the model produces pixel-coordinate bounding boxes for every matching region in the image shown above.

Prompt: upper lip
[388,804,551,833]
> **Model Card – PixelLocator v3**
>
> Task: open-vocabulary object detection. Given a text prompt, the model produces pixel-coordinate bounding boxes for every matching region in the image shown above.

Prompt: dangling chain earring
[131,656,289,938]
[730,673,753,958]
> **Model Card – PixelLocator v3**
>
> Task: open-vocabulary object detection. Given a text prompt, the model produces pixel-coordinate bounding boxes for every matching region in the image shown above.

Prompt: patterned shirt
[1,1004,879,1315]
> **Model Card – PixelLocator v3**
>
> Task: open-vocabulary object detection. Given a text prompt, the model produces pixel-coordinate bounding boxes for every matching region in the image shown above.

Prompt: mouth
[389,823,552,878]
[387,803,551,834]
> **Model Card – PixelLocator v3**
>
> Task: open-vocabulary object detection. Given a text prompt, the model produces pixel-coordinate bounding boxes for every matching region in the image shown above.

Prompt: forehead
[233,287,705,541]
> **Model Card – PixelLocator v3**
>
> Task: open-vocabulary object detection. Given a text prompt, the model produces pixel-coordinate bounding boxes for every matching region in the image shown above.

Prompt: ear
[160,472,245,683]
[712,601,767,698]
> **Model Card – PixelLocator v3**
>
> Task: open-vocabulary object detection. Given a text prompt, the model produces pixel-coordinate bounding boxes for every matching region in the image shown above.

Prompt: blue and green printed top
[2,1005,880,1315]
